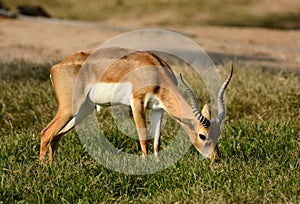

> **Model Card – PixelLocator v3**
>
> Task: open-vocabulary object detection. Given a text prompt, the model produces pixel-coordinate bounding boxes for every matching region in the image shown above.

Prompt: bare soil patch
[0,17,299,73]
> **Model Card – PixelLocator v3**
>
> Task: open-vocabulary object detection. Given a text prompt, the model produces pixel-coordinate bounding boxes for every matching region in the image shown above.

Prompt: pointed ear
[201,104,211,120]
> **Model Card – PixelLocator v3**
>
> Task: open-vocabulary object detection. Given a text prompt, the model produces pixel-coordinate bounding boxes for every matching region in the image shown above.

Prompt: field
[0,60,299,203]
[1,0,300,203]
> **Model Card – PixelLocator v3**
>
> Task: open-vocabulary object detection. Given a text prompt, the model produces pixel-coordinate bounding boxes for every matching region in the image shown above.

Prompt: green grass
[4,0,300,29]
[0,60,299,203]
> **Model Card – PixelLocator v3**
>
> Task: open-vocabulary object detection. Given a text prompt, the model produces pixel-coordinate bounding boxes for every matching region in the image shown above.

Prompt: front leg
[151,109,163,158]
[131,99,148,156]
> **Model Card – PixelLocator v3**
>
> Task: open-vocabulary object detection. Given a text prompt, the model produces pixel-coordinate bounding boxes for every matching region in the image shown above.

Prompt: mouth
[198,152,219,162]
[199,142,219,162]
[198,152,206,160]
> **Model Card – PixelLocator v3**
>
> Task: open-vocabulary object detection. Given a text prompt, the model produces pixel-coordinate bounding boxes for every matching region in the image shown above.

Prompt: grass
[4,0,300,29]
[207,10,300,30]
[0,59,299,203]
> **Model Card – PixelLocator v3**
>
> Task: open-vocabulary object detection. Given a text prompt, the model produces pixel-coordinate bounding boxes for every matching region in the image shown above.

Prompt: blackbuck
[40,47,233,164]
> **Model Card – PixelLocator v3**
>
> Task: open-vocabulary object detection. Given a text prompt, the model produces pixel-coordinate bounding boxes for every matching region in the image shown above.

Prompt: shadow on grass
[0,61,54,82]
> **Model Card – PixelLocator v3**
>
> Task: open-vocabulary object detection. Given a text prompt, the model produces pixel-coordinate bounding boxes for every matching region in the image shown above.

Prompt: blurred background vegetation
[4,0,300,29]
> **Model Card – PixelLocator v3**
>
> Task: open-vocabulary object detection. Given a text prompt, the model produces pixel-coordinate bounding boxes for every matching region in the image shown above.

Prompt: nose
[212,145,220,162]
[213,153,219,162]
[207,145,219,162]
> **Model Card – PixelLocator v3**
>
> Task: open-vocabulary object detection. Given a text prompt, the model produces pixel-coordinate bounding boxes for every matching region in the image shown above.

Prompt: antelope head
[180,65,233,161]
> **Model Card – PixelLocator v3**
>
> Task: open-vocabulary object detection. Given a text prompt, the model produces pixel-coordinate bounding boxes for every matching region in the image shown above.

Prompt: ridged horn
[179,74,210,128]
[215,64,233,123]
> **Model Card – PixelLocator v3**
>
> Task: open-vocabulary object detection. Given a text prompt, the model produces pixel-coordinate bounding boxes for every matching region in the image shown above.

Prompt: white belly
[89,83,165,111]
[89,82,133,106]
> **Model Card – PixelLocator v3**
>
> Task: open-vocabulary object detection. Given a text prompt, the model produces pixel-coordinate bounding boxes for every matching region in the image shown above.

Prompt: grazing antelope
[40,47,233,164]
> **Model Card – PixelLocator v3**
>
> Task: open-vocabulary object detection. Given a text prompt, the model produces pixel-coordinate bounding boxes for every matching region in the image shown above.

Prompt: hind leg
[40,112,72,164]
[46,100,95,163]
[47,116,76,163]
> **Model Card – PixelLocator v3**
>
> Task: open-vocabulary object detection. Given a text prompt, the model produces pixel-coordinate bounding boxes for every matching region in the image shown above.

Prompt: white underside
[58,82,165,157]
[89,82,133,106]
[89,82,165,110]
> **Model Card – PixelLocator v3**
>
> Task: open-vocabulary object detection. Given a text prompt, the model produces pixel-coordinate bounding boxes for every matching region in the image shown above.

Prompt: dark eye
[199,134,206,140]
